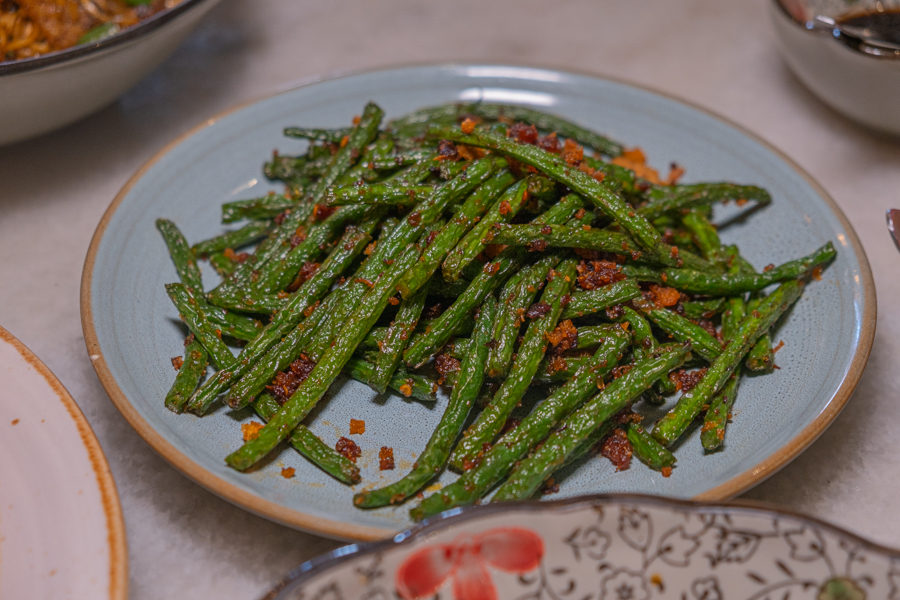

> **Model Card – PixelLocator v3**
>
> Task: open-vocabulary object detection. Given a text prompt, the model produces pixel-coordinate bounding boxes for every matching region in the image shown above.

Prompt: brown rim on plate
[80,62,876,542]
[1,326,128,599]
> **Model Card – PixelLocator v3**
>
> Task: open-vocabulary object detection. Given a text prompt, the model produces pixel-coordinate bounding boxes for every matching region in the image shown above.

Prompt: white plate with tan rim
[81,64,875,541]
[0,326,127,599]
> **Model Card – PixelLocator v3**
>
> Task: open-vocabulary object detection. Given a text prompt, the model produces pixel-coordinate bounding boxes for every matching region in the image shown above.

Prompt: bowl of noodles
[0,0,222,146]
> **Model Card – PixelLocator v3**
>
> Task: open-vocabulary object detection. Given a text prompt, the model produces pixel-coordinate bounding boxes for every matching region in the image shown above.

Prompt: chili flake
[379,446,395,470]
[241,421,264,441]
[335,437,361,462]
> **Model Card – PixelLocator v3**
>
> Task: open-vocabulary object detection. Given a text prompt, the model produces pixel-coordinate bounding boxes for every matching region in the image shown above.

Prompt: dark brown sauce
[838,8,900,46]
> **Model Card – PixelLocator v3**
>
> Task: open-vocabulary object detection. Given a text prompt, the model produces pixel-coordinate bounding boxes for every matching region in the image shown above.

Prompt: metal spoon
[808,14,900,51]
[886,209,900,252]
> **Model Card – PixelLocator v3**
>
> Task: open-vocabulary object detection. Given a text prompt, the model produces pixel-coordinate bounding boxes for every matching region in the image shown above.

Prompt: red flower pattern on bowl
[395,527,544,600]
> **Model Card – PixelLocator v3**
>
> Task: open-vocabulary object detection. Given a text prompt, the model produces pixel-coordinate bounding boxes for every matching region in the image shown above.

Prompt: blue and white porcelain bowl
[263,495,900,600]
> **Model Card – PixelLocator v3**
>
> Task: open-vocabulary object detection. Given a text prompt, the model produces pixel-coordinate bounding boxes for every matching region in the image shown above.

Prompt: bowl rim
[0,326,128,600]
[259,493,900,600]
[0,0,212,77]
[79,61,877,542]
[769,0,900,59]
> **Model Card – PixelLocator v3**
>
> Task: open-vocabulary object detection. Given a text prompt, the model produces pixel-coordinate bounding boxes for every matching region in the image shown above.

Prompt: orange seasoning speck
[546,319,578,350]
[350,419,366,435]
[600,428,632,471]
[811,266,822,281]
[335,437,361,462]
[561,139,584,165]
[399,383,413,397]
[11,419,19,425]
[483,262,501,275]
[312,204,337,222]
[379,446,395,470]
[611,146,664,184]
[281,467,296,479]
[241,421,264,441]
[546,355,568,375]
[621,147,647,164]
[303,301,320,318]
[661,466,673,478]
[665,164,685,185]
[171,356,184,371]
[649,284,681,308]
[340,135,349,148]
[460,118,476,134]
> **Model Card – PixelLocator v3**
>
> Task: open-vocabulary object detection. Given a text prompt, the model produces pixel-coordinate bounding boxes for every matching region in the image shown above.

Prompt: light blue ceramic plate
[81,64,875,541]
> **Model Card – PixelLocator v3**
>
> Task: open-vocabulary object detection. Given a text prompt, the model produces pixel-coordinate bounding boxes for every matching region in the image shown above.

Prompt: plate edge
[0,326,129,599]
[79,61,878,541]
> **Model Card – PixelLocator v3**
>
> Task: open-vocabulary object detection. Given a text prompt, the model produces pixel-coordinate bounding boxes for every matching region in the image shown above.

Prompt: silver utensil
[886,209,900,251]
[808,14,900,51]
[774,0,900,54]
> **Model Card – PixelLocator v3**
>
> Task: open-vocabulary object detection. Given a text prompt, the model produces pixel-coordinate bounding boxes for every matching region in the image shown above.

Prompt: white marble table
[1,0,898,597]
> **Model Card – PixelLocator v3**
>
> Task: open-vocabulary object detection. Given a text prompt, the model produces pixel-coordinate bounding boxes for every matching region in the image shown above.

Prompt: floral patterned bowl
[262,494,899,600]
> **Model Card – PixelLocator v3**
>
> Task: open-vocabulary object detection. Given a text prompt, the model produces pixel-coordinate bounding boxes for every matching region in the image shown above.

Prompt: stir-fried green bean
[153,101,836,511]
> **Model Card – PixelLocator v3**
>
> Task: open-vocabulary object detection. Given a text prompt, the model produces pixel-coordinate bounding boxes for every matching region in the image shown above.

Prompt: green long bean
[403,194,584,369]
[186,222,374,414]
[165,284,236,370]
[486,254,559,379]
[253,392,360,484]
[367,281,429,394]
[652,281,805,446]
[156,219,203,293]
[221,194,296,224]
[440,176,526,282]
[164,336,209,413]
[428,125,716,272]
[225,244,421,471]
[354,297,496,508]
[560,279,641,320]
[493,343,691,501]
[449,258,577,471]
[412,329,629,519]
[191,220,273,257]
[394,164,509,298]
[622,242,835,295]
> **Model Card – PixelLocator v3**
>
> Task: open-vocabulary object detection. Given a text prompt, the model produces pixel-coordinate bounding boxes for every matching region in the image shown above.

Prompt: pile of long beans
[156,101,835,517]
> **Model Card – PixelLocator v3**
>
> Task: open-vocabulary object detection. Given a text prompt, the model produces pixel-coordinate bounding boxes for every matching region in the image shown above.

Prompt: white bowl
[770,0,900,135]
[0,0,222,146]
